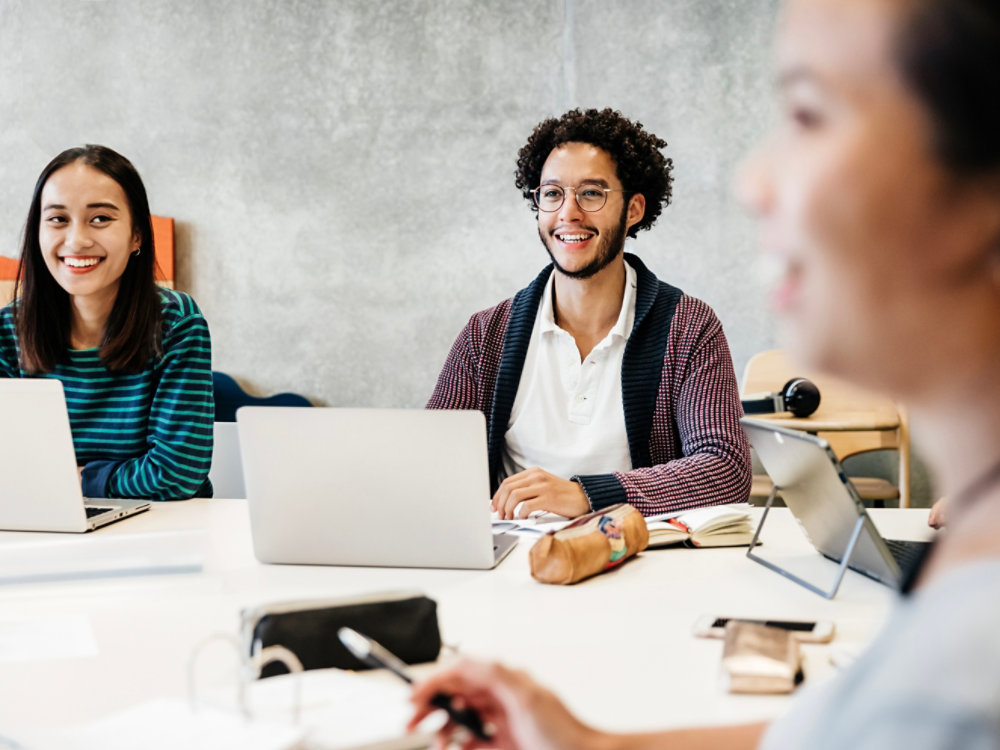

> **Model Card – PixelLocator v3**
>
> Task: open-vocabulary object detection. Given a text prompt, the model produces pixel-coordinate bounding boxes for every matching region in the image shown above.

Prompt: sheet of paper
[16,669,432,750]
[0,529,206,584]
[645,503,753,524]
[491,508,570,535]
[248,668,435,749]
[0,614,98,663]
[21,699,302,750]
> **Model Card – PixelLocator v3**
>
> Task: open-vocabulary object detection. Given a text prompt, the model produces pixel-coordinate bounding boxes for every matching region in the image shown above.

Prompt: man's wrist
[570,476,594,511]
[570,474,628,511]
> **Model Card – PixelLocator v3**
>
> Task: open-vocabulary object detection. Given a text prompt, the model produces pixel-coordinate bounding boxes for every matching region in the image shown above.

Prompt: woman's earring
[132,247,141,258]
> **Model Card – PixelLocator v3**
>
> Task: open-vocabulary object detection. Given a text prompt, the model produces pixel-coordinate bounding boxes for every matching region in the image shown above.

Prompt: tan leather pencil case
[529,503,649,585]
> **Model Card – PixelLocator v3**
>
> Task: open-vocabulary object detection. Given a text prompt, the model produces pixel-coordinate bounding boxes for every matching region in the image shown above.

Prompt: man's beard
[539,204,629,280]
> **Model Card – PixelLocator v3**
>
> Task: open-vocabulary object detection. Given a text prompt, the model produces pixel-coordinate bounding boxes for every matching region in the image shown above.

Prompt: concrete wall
[0,0,930,503]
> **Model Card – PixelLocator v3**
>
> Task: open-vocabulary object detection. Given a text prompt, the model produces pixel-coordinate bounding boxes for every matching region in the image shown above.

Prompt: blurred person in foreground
[410,0,1000,746]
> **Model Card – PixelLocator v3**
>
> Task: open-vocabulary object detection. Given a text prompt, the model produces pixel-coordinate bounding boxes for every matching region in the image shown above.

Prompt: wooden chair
[742,349,911,507]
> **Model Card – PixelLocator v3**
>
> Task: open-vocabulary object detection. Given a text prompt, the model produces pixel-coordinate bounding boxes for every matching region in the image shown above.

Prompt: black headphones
[741,377,821,418]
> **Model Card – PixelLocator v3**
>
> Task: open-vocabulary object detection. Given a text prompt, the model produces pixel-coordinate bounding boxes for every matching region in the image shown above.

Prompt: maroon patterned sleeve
[426,300,510,416]
[614,296,752,515]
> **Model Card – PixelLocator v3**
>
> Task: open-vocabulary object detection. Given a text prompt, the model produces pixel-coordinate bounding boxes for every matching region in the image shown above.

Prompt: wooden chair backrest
[742,349,901,435]
[742,348,911,505]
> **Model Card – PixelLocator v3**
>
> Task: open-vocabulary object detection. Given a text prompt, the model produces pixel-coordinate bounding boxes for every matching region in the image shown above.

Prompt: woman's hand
[929,497,948,529]
[408,659,601,750]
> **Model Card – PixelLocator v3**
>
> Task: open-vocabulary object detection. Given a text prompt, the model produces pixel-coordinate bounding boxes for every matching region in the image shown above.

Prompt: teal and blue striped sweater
[0,289,214,500]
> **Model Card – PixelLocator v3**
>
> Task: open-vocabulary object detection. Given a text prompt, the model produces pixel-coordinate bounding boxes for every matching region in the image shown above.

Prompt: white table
[0,501,934,738]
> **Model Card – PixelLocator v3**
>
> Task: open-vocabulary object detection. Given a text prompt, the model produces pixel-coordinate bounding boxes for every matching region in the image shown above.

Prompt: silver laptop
[742,417,929,593]
[0,379,150,532]
[237,407,517,569]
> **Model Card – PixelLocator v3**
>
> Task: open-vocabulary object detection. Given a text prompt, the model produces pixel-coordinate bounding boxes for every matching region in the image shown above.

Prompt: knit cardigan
[427,253,752,516]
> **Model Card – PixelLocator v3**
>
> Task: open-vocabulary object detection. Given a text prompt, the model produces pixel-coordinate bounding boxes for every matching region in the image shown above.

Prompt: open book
[645,504,756,548]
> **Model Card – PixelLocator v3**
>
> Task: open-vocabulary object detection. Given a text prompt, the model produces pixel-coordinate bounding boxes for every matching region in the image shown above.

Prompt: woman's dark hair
[13,145,162,374]
[896,0,1000,174]
[514,108,674,238]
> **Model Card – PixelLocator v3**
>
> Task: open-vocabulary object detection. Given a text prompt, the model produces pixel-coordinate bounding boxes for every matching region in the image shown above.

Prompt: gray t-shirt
[760,560,1000,750]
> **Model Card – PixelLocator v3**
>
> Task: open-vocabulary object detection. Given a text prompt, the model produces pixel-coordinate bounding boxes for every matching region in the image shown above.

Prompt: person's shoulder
[640,279,723,339]
[0,302,19,342]
[0,304,20,373]
[157,288,210,349]
[673,292,721,325]
[665,295,730,357]
[828,561,1000,742]
[158,287,205,322]
[455,298,515,350]
[859,560,1000,687]
[467,297,514,326]
[913,559,1000,624]
[0,302,14,330]
[0,302,15,344]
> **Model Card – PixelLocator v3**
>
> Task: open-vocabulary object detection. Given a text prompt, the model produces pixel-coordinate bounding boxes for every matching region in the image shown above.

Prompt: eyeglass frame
[531,183,633,213]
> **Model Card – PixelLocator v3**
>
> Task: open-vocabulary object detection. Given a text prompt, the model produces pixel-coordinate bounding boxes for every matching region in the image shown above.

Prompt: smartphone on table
[692,615,835,643]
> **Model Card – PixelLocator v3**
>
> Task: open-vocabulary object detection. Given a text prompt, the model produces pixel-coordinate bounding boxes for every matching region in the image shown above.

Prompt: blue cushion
[212,371,311,422]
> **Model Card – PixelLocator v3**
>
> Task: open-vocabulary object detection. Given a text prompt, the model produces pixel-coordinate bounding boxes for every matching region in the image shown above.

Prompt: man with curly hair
[428,108,751,520]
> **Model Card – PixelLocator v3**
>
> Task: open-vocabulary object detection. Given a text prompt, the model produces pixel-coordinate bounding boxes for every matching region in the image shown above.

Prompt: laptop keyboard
[84,506,114,518]
[885,538,931,572]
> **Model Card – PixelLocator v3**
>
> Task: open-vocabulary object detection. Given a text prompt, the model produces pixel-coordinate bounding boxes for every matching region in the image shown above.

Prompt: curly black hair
[514,108,674,238]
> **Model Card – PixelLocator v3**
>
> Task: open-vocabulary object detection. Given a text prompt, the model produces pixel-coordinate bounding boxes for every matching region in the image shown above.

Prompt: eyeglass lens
[533,184,608,212]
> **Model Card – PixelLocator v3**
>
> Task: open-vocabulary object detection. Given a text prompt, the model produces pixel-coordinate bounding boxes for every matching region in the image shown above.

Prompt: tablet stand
[746,485,866,599]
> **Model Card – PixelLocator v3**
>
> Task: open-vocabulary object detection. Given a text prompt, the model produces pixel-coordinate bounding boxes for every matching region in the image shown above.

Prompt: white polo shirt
[502,260,637,481]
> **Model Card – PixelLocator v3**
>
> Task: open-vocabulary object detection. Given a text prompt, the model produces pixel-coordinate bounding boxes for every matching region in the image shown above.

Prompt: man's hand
[491,468,590,520]
[408,659,599,750]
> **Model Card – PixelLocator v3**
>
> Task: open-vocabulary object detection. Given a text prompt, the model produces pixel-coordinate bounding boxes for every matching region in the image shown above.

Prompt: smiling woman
[0,146,214,501]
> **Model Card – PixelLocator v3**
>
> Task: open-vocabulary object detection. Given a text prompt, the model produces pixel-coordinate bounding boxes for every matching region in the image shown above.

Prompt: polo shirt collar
[538,259,637,341]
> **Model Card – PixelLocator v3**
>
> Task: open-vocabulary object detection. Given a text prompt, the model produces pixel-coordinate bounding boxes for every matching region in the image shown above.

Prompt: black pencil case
[241,590,441,679]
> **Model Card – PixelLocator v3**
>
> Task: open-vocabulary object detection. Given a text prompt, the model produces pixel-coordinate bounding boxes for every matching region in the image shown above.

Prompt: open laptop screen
[742,417,903,592]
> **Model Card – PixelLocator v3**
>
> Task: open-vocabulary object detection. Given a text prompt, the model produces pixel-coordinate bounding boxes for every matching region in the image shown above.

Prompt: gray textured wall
[0,0,930,503]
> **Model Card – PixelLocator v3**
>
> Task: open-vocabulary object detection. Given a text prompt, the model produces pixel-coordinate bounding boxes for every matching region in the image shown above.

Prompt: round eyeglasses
[531,183,630,212]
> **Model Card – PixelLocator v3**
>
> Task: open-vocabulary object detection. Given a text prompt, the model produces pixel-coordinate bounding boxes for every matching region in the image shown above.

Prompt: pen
[337,627,493,741]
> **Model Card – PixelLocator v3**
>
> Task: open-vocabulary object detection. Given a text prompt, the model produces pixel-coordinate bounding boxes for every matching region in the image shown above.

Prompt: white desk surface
[0,501,934,737]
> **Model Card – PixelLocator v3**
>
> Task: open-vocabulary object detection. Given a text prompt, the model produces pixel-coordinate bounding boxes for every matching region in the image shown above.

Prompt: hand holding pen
[406,656,597,750]
[337,627,493,743]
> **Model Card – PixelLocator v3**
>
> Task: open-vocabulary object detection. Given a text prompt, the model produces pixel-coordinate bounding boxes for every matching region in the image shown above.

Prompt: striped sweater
[428,253,752,516]
[0,289,214,500]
